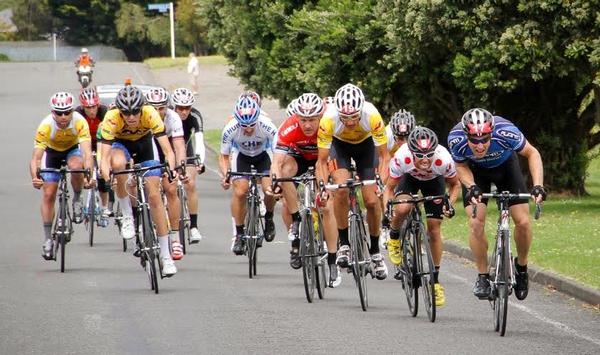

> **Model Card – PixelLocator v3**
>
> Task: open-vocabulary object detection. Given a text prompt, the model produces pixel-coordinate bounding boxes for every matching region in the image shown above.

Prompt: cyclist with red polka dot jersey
[382,126,460,308]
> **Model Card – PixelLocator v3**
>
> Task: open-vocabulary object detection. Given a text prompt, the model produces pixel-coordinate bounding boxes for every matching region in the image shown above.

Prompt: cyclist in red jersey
[75,88,112,226]
[271,93,341,287]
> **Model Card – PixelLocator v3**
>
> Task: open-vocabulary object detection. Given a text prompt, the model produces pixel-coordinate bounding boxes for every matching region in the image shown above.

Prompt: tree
[10,0,58,41]
[200,0,600,194]
[115,2,171,60]
[49,0,121,44]
[177,0,213,55]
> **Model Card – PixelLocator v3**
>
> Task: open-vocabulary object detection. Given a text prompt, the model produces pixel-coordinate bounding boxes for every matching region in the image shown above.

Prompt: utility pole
[148,2,176,58]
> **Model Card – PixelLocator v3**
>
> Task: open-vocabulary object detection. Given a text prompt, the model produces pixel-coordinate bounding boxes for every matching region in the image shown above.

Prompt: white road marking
[446,273,600,346]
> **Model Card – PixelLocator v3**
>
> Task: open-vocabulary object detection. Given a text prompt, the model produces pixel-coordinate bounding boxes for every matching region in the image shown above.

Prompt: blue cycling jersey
[447,117,526,169]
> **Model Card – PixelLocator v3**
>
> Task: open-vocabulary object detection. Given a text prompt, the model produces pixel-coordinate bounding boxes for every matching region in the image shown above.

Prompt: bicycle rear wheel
[349,216,368,311]
[418,227,436,322]
[401,226,418,317]
[300,211,315,303]
[315,211,326,300]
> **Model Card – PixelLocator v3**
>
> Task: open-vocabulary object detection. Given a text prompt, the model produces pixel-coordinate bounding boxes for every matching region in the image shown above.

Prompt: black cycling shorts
[230,151,271,180]
[396,174,446,219]
[329,137,378,180]
[462,152,528,207]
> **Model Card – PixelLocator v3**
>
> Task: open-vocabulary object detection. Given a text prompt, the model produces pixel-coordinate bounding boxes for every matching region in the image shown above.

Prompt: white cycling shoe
[189,228,203,244]
[121,216,135,240]
[161,256,177,277]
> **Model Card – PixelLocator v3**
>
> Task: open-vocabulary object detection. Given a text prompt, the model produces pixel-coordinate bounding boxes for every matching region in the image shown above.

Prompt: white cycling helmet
[81,48,88,54]
[461,108,494,136]
[334,83,364,115]
[294,93,324,118]
[50,92,74,112]
[285,98,298,118]
[172,88,195,106]
[145,87,170,106]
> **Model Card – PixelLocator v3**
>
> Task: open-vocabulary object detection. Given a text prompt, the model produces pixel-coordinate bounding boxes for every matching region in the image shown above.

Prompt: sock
[390,228,400,240]
[434,266,440,284]
[338,228,349,246]
[158,235,170,259]
[169,231,178,243]
[328,252,337,265]
[479,273,490,279]
[369,235,380,254]
[515,258,527,273]
[235,225,244,235]
[190,214,198,228]
[291,211,301,222]
[118,196,133,217]
[43,222,52,241]
[265,210,273,220]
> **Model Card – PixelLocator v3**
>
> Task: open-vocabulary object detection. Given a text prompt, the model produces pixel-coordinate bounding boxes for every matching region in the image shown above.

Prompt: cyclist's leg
[162,176,182,258]
[184,165,199,227]
[464,163,492,274]
[66,148,85,222]
[353,138,380,253]
[389,176,414,266]
[110,143,136,239]
[421,176,446,268]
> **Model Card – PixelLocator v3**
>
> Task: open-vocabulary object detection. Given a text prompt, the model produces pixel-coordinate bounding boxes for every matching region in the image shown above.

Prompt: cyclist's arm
[376,144,389,182]
[517,140,544,187]
[455,161,475,188]
[316,148,330,186]
[194,131,206,163]
[383,175,400,210]
[79,140,94,175]
[172,136,187,165]
[30,148,44,181]
[218,153,229,179]
[445,175,461,207]
[99,141,112,182]
[270,151,286,179]
[156,135,176,171]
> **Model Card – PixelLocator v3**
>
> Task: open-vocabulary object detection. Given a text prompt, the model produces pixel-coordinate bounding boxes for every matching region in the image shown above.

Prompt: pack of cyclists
[30,82,546,307]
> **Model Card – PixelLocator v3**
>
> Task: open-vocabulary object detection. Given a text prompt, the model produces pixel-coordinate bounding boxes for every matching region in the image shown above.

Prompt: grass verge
[144,55,228,69]
[203,129,600,290]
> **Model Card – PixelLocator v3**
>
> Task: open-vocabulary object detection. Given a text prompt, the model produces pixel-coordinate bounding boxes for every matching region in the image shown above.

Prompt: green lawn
[203,128,600,290]
[144,55,228,69]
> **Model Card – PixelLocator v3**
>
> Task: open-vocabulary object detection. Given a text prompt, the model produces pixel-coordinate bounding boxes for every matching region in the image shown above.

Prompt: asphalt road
[0,62,599,354]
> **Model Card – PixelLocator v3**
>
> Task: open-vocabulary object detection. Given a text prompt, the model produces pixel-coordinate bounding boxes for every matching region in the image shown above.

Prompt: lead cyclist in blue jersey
[447,108,546,301]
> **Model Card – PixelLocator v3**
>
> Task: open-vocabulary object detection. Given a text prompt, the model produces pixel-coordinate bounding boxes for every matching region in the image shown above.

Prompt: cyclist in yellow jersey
[99,86,179,277]
[316,83,390,280]
[30,92,95,260]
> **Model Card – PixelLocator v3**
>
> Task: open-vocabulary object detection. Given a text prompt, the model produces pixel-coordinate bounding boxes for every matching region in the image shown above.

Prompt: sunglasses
[413,151,435,159]
[240,122,257,128]
[120,108,141,117]
[176,106,192,111]
[339,113,360,121]
[53,110,72,116]
[467,135,491,144]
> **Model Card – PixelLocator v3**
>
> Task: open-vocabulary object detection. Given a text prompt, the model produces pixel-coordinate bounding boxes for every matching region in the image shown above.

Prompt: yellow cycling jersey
[34,112,91,151]
[317,101,387,149]
[99,105,165,141]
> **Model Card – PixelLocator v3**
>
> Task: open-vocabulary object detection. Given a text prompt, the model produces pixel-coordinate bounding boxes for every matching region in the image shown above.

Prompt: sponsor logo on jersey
[448,136,463,148]
[497,129,520,141]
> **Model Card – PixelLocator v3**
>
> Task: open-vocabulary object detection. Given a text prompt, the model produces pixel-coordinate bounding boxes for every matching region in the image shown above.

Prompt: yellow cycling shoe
[387,238,402,266]
[434,283,445,307]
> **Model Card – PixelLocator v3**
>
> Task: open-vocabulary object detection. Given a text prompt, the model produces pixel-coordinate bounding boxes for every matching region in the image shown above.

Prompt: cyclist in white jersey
[219,96,278,255]
[383,127,460,307]
[146,88,188,260]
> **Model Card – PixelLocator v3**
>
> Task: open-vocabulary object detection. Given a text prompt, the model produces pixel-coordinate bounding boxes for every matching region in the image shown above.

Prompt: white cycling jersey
[163,108,184,138]
[390,144,456,181]
[220,114,277,157]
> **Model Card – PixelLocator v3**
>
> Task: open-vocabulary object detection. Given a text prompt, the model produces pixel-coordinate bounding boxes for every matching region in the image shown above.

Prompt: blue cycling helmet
[233,96,261,125]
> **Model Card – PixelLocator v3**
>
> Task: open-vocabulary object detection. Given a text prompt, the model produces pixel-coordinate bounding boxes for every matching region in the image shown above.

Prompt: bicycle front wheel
[401,226,418,317]
[142,207,159,294]
[314,211,326,300]
[418,227,436,322]
[494,230,510,336]
[87,190,95,247]
[178,187,190,254]
[349,216,368,311]
[245,199,259,279]
[300,211,315,303]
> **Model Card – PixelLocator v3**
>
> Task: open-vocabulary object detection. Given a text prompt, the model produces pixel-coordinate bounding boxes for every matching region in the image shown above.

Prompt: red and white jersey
[389,144,456,181]
[275,114,318,161]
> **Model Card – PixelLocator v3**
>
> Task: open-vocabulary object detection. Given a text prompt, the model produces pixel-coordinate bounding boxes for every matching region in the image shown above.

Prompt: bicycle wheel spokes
[495,230,510,336]
[402,228,418,317]
[300,213,315,303]
[315,213,326,300]
[143,208,159,294]
[418,230,436,322]
[350,217,368,311]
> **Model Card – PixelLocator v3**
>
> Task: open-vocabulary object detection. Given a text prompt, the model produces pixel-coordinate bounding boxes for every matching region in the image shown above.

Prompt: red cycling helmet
[79,87,100,107]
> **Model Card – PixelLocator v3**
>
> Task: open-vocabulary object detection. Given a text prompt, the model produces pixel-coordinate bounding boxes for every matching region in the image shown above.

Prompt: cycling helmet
[114,86,144,113]
[294,93,324,118]
[81,48,88,54]
[50,92,74,112]
[285,98,298,118]
[390,109,416,136]
[238,91,262,107]
[145,87,170,106]
[172,88,195,106]
[408,126,438,155]
[233,96,261,125]
[461,108,494,136]
[79,88,99,107]
[334,83,364,115]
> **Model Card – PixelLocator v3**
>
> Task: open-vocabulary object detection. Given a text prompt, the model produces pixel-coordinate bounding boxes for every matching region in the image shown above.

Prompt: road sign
[148,3,169,13]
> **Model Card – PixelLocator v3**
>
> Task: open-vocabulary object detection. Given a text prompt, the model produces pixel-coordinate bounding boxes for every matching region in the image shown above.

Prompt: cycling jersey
[385,125,403,155]
[275,114,318,161]
[162,108,184,138]
[317,101,387,148]
[221,114,277,157]
[75,104,108,145]
[34,112,91,152]
[447,117,526,169]
[389,144,456,181]
[99,105,165,142]
[182,107,204,142]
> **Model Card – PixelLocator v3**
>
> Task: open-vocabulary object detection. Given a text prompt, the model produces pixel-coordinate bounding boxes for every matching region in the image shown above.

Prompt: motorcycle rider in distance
[75,48,95,87]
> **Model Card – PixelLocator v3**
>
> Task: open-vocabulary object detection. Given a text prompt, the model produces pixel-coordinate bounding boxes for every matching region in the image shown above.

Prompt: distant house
[0,9,17,33]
